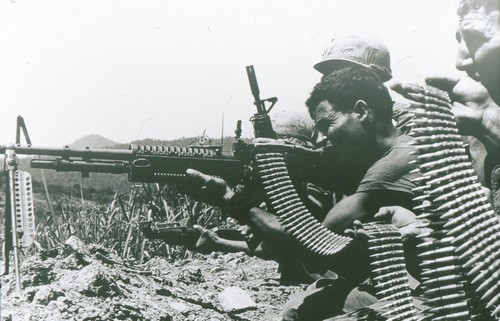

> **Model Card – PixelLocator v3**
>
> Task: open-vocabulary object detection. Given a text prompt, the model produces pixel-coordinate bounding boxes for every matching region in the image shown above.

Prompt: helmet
[272,110,314,145]
[313,33,392,82]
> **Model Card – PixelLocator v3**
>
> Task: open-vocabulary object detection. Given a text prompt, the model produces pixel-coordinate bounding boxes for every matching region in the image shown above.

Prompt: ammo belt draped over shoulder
[409,86,499,320]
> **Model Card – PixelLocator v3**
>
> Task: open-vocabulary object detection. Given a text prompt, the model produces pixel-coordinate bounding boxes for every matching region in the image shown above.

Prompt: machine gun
[1,66,328,187]
[2,66,332,290]
[0,66,289,184]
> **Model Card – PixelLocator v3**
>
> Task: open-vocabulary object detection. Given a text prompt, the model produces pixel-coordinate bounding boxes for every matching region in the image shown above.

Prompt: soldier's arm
[321,190,414,234]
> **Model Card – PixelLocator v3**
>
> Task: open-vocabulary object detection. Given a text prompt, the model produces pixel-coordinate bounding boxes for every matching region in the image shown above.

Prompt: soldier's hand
[192,225,220,254]
[181,169,234,209]
[374,206,432,242]
[390,82,451,108]
[304,182,332,213]
[253,137,286,146]
[426,76,490,108]
[344,220,370,249]
[426,76,495,136]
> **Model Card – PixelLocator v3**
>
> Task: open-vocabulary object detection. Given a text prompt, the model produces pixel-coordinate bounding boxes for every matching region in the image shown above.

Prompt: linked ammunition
[421,274,463,286]
[421,265,462,277]
[427,300,468,314]
[373,270,408,282]
[425,292,467,306]
[417,236,454,249]
[453,218,500,245]
[471,261,499,285]
[412,127,459,136]
[420,256,460,268]
[368,236,402,244]
[476,270,500,294]
[421,283,464,296]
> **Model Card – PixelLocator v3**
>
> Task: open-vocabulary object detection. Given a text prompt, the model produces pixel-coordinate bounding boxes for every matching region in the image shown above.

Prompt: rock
[21,257,56,287]
[32,286,65,305]
[218,287,256,313]
[143,257,174,277]
[78,305,103,321]
[177,266,205,284]
[58,262,121,297]
[64,236,92,265]
[1,240,295,321]
[169,301,190,313]
[109,300,144,320]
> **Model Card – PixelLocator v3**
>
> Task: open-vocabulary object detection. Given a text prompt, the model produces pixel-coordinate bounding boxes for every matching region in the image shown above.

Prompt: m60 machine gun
[1,65,331,291]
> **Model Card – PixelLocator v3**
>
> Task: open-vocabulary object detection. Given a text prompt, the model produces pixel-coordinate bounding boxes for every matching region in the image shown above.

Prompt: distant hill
[69,135,120,149]
[112,136,251,153]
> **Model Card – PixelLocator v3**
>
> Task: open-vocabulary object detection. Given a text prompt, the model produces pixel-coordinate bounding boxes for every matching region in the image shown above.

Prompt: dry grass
[6,181,226,263]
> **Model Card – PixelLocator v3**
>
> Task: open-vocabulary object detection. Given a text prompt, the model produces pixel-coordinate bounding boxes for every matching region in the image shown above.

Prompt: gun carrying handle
[246,65,261,106]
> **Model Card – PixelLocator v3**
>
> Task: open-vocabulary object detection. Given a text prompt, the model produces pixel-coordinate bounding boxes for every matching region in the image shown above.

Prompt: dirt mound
[1,237,303,321]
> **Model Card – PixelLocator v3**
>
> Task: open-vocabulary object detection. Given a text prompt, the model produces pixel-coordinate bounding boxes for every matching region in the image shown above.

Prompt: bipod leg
[8,168,22,292]
[2,170,12,276]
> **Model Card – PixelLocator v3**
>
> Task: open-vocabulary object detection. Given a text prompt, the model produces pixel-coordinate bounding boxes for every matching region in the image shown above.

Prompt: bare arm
[193,225,271,259]
[322,191,415,233]
[425,76,500,160]
[321,192,375,233]
[478,102,500,160]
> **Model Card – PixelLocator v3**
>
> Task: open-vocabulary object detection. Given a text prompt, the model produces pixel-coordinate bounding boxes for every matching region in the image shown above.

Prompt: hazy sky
[0,0,463,147]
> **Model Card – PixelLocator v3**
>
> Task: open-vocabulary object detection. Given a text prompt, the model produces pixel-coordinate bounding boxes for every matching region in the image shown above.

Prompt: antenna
[220,110,225,150]
[16,115,32,145]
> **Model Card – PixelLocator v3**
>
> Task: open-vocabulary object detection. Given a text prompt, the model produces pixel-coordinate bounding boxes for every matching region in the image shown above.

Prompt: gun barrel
[0,145,132,160]
[31,159,129,174]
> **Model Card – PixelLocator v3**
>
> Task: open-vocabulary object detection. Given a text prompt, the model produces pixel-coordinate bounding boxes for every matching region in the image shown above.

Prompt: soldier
[455,0,500,105]
[393,0,500,211]
[191,110,332,285]
[183,65,421,320]
[454,0,500,212]
[314,32,420,137]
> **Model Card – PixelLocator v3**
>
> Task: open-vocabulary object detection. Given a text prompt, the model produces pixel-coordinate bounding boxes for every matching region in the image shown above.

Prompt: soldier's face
[312,100,366,154]
[456,0,500,103]
[311,100,376,194]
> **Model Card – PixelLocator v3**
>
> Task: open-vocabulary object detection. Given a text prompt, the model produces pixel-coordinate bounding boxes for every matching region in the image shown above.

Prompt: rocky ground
[1,236,304,321]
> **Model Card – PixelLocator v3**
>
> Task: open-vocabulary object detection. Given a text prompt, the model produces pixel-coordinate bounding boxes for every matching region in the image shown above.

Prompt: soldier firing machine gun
[1,65,335,291]
[4,68,495,319]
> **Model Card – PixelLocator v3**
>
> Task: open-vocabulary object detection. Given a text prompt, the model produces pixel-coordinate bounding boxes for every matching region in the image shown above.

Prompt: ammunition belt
[364,222,419,321]
[131,144,218,157]
[254,151,352,255]
[410,86,499,320]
